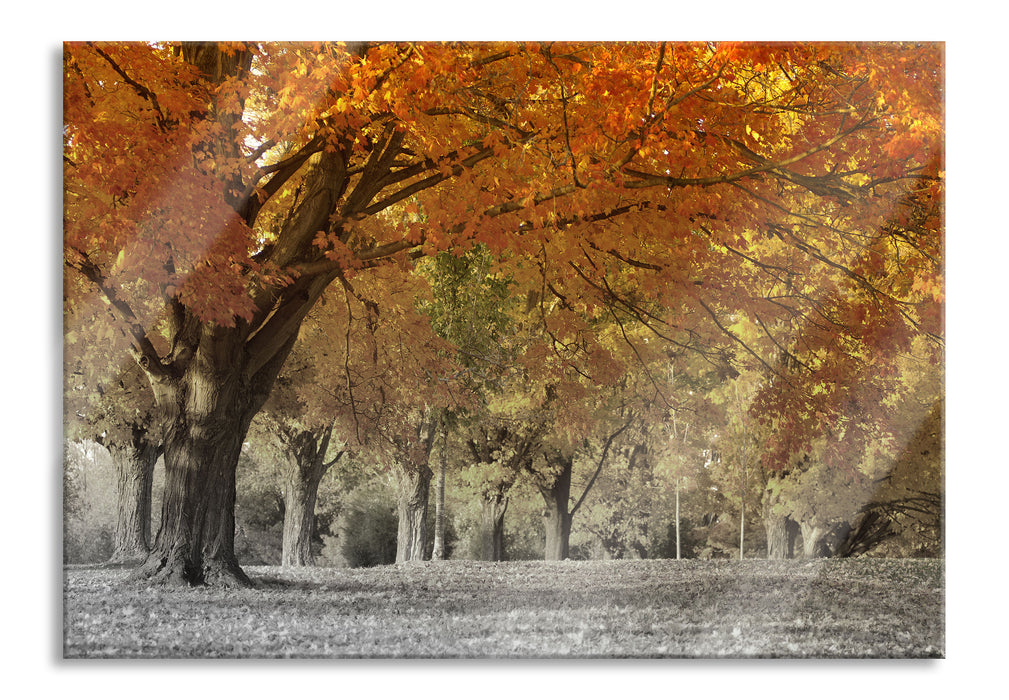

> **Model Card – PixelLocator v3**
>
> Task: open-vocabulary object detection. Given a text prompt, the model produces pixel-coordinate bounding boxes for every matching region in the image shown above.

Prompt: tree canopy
[63,41,943,583]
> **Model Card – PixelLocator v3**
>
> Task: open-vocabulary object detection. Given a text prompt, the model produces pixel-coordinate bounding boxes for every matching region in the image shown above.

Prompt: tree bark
[539,450,573,561]
[479,491,508,561]
[431,421,448,560]
[675,478,681,560]
[281,476,318,566]
[799,521,829,558]
[141,409,250,586]
[396,464,433,562]
[107,431,161,564]
[764,514,799,559]
[280,426,342,567]
[392,408,439,563]
[762,475,798,560]
[135,327,294,587]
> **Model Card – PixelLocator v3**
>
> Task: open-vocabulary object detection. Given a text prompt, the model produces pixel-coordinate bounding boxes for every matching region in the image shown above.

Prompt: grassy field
[62,558,943,658]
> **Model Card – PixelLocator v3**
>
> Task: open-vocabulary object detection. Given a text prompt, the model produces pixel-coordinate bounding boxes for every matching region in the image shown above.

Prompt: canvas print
[62,41,944,658]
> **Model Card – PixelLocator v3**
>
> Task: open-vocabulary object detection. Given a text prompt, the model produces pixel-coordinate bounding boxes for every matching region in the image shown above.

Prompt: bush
[325,482,399,568]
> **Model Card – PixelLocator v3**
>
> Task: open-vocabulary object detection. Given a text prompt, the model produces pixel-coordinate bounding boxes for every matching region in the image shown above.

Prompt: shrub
[327,482,399,568]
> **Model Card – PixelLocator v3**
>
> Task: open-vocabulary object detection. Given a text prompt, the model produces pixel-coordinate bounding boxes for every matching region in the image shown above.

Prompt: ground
[62,558,943,658]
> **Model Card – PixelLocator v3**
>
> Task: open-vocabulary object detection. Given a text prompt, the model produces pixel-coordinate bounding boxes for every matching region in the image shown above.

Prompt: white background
[5,3,1001,696]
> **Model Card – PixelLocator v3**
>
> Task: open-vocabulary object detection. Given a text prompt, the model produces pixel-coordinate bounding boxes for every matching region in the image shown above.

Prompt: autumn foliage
[63,41,943,583]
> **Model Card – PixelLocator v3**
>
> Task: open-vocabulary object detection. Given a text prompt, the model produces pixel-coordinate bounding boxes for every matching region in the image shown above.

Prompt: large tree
[64,41,943,584]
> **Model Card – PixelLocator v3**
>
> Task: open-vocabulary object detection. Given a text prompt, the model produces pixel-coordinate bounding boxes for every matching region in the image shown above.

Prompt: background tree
[459,423,539,560]
[247,411,345,567]
[290,260,464,564]
[64,312,162,564]
[647,385,717,560]
[707,373,770,558]
[416,244,521,560]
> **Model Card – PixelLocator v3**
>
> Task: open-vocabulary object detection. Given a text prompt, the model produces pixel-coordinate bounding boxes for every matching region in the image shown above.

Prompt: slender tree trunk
[396,464,433,562]
[539,451,573,561]
[479,492,508,561]
[675,478,681,560]
[734,384,749,561]
[107,432,161,564]
[431,421,448,560]
[740,501,746,560]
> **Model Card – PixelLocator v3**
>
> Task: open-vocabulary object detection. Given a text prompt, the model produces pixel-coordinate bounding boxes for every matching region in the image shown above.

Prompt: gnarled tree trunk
[396,464,433,562]
[107,431,161,564]
[765,514,799,559]
[280,425,343,567]
[123,43,338,587]
[799,521,830,558]
[391,408,440,562]
[136,326,296,587]
[281,475,319,567]
[763,475,798,560]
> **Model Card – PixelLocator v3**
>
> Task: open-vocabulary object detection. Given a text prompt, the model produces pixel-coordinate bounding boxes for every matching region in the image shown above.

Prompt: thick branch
[340,122,409,218]
[87,43,169,132]
[66,249,170,382]
[360,143,499,217]
[245,274,338,377]
[265,148,348,269]
[242,133,327,227]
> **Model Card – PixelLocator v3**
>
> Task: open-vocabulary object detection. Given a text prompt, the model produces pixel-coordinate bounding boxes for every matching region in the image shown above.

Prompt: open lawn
[62,558,943,659]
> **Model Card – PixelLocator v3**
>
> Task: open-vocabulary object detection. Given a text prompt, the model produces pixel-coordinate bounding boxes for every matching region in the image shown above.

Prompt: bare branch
[697,298,785,382]
[87,42,170,132]
[570,416,634,517]
[65,248,170,382]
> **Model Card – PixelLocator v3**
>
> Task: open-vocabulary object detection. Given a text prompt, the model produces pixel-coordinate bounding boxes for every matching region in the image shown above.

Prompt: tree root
[130,552,255,588]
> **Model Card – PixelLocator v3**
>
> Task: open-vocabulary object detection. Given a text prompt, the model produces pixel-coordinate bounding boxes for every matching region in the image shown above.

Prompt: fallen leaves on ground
[63,558,943,658]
